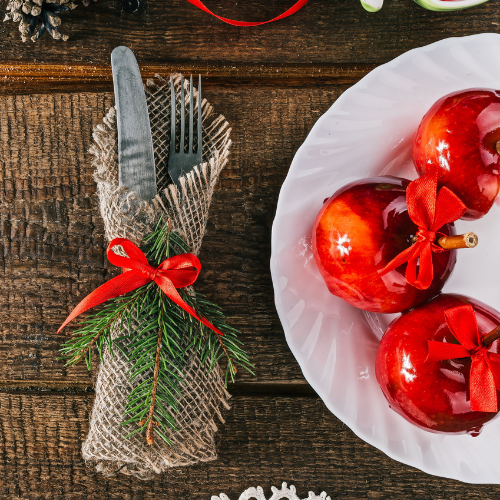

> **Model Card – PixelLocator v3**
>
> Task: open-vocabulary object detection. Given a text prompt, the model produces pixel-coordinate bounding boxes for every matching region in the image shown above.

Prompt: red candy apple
[312,176,476,314]
[376,294,500,435]
[413,88,500,220]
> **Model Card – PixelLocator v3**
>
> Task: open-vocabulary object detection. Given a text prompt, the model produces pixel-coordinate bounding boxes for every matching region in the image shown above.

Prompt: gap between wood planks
[0,379,317,397]
[0,62,377,94]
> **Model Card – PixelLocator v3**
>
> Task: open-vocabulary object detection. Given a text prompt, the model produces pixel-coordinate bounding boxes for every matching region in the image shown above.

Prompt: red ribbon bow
[378,172,467,290]
[58,238,222,336]
[187,0,309,27]
[427,305,500,412]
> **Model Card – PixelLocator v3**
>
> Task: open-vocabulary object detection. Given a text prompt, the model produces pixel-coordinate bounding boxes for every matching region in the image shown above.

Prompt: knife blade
[111,46,157,202]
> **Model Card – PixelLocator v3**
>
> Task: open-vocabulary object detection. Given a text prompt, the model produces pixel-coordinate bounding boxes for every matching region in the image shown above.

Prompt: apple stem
[496,141,500,156]
[437,232,478,250]
[483,326,500,347]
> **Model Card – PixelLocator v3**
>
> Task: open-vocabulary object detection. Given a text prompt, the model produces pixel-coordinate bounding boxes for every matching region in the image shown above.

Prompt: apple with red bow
[413,88,500,220]
[312,173,477,314]
[376,294,500,435]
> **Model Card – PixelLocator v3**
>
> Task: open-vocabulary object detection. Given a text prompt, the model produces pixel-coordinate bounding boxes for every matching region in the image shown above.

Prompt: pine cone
[4,0,78,42]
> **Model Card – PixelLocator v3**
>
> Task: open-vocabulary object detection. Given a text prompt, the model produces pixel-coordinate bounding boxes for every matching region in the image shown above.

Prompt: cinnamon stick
[483,326,500,347]
[437,232,478,250]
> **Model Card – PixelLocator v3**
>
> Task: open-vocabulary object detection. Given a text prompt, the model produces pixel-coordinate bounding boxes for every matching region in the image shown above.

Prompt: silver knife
[111,46,157,202]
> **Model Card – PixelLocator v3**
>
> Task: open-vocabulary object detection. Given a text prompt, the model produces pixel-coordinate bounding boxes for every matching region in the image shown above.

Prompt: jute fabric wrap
[82,75,232,479]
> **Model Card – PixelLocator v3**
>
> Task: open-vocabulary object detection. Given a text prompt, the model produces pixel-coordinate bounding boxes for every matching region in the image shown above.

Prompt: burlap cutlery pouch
[81,75,232,479]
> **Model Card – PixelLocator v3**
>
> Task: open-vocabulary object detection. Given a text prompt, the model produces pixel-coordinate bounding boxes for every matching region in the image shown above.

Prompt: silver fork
[168,74,202,188]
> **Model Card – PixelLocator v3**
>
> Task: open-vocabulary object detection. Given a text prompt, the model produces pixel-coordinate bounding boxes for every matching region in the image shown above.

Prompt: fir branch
[121,286,189,444]
[59,217,254,446]
[59,287,144,370]
[139,325,163,445]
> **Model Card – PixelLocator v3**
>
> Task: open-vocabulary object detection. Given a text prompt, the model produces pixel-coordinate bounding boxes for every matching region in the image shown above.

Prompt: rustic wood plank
[0,0,499,68]
[0,83,345,385]
[0,62,377,96]
[0,392,497,499]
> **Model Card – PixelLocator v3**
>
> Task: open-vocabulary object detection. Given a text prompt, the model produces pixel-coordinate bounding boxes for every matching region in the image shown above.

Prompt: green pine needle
[59,217,254,446]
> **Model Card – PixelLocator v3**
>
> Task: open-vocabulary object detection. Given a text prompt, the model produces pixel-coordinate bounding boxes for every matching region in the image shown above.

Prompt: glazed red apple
[312,176,459,314]
[376,294,500,435]
[413,89,500,220]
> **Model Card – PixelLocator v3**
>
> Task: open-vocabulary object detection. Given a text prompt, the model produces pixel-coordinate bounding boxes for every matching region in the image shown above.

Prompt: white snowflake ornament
[211,482,331,500]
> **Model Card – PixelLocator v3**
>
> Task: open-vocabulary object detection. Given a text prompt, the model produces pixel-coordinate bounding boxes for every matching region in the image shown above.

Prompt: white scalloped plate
[271,33,500,484]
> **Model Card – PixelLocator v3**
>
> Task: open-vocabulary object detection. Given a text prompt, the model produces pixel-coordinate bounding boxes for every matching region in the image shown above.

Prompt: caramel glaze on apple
[413,88,500,221]
[312,176,456,314]
[376,294,500,435]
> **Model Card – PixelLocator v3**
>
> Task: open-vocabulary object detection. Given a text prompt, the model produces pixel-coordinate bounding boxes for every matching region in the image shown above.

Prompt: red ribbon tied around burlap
[378,172,467,290]
[186,0,309,26]
[427,305,500,412]
[57,238,222,336]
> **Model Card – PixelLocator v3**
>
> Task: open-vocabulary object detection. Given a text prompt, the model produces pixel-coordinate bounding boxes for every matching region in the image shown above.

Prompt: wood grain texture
[0,83,346,385]
[1,392,499,499]
[0,93,111,384]
[0,62,377,95]
[0,0,499,68]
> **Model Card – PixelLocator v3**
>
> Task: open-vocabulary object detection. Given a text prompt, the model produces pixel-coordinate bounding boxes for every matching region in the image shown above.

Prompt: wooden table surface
[1,1,500,498]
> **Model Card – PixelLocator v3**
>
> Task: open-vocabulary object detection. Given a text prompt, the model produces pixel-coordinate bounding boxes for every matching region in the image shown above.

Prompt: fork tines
[168,74,202,188]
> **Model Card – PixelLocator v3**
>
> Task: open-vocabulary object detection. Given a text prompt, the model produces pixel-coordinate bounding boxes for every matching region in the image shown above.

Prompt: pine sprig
[59,285,146,369]
[59,218,254,445]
